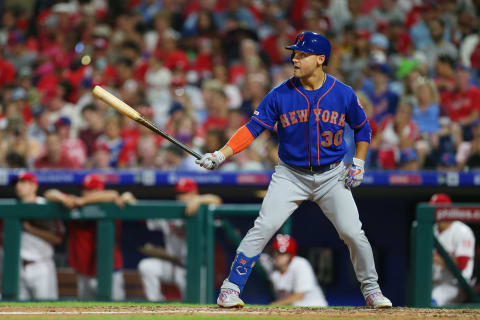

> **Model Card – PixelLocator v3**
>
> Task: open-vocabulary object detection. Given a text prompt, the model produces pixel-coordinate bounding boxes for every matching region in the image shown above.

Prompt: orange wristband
[226,125,255,154]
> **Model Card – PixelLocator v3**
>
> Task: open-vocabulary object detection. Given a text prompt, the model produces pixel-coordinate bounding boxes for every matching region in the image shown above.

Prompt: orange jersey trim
[251,116,273,129]
[226,125,255,154]
[351,118,367,129]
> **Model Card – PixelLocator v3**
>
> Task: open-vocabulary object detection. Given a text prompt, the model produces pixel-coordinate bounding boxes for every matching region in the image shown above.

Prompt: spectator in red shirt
[88,142,112,170]
[441,65,480,141]
[55,116,87,169]
[373,101,420,170]
[386,19,413,56]
[79,104,105,157]
[154,30,189,71]
[0,51,16,87]
[202,86,229,132]
[261,17,296,66]
[34,131,75,169]
[120,40,149,84]
[434,55,456,97]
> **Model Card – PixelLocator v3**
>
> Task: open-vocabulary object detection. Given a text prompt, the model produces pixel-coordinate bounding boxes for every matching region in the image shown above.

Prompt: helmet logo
[297,34,304,44]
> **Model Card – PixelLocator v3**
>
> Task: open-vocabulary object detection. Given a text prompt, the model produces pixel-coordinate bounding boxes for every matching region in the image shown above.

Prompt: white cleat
[365,292,393,309]
[217,288,245,308]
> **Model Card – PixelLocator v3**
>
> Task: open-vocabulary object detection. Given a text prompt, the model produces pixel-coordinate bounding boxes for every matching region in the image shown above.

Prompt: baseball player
[138,177,221,301]
[196,31,392,308]
[259,234,328,306]
[15,172,64,300]
[44,174,135,300]
[430,193,476,306]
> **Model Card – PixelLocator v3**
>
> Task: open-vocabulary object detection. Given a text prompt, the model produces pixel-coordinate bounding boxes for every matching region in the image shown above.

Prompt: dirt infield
[0,305,480,320]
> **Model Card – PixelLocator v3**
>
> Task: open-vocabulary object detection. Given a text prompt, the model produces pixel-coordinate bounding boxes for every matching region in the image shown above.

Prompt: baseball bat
[92,85,202,160]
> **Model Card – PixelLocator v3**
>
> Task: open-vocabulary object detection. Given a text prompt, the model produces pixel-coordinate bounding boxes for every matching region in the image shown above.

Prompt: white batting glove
[195,151,225,170]
[342,157,365,188]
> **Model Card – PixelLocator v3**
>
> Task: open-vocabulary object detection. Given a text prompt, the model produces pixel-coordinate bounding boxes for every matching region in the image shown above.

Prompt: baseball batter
[430,194,476,306]
[196,31,392,308]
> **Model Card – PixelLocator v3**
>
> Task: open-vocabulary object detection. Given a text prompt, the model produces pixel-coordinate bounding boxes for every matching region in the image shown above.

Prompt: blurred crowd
[1,0,480,171]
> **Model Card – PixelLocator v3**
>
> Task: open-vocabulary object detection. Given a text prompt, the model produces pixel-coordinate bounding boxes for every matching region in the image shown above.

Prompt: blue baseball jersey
[247,74,371,167]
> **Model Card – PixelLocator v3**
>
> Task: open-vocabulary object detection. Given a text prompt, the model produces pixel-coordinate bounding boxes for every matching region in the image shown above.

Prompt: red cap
[356,29,371,39]
[82,174,105,190]
[18,172,38,185]
[429,193,452,205]
[175,177,198,194]
[272,234,297,256]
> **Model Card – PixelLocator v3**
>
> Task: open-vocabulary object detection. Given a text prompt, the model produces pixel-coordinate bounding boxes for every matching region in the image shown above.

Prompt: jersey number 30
[321,130,343,147]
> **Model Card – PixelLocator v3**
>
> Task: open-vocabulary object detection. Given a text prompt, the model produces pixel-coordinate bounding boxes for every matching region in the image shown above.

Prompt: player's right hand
[195,150,225,170]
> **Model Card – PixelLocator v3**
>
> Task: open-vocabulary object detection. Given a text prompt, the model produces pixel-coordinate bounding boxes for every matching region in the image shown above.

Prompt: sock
[227,252,260,292]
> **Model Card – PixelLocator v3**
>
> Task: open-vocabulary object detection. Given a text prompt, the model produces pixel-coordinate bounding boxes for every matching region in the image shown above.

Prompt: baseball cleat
[217,288,245,308]
[365,292,392,309]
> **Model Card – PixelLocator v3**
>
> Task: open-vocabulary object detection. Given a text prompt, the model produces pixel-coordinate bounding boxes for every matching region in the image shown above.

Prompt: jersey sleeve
[453,226,475,258]
[250,90,278,130]
[347,91,372,143]
[346,91,368,129]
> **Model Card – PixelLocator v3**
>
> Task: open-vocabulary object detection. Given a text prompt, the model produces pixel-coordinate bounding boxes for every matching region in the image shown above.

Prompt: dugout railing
[0,200,206,303]
[409,203,480,307]
[1,200,283,304]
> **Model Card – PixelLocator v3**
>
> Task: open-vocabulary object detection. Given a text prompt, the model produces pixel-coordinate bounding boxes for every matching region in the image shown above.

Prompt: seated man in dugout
[429,193,476,306]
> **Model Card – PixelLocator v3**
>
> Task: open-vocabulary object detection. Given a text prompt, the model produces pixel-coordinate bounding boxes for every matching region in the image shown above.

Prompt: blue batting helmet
[286,31,331,65]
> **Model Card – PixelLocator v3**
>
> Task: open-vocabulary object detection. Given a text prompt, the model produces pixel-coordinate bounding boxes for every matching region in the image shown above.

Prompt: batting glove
[195,150,225,170]
[343,157,365,188]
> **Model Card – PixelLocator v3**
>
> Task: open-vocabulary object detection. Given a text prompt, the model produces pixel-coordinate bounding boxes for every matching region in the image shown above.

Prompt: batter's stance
[196,31,392,309]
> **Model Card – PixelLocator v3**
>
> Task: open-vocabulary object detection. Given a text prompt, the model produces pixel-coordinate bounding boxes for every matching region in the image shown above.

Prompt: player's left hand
[195,150,225,170]
[341,157,365,188]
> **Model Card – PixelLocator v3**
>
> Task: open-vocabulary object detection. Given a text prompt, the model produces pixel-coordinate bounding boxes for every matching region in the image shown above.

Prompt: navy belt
[290,161,341,175]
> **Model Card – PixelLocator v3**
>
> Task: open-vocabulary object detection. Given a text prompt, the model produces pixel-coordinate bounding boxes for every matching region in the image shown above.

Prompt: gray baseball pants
[232,160,381,297]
